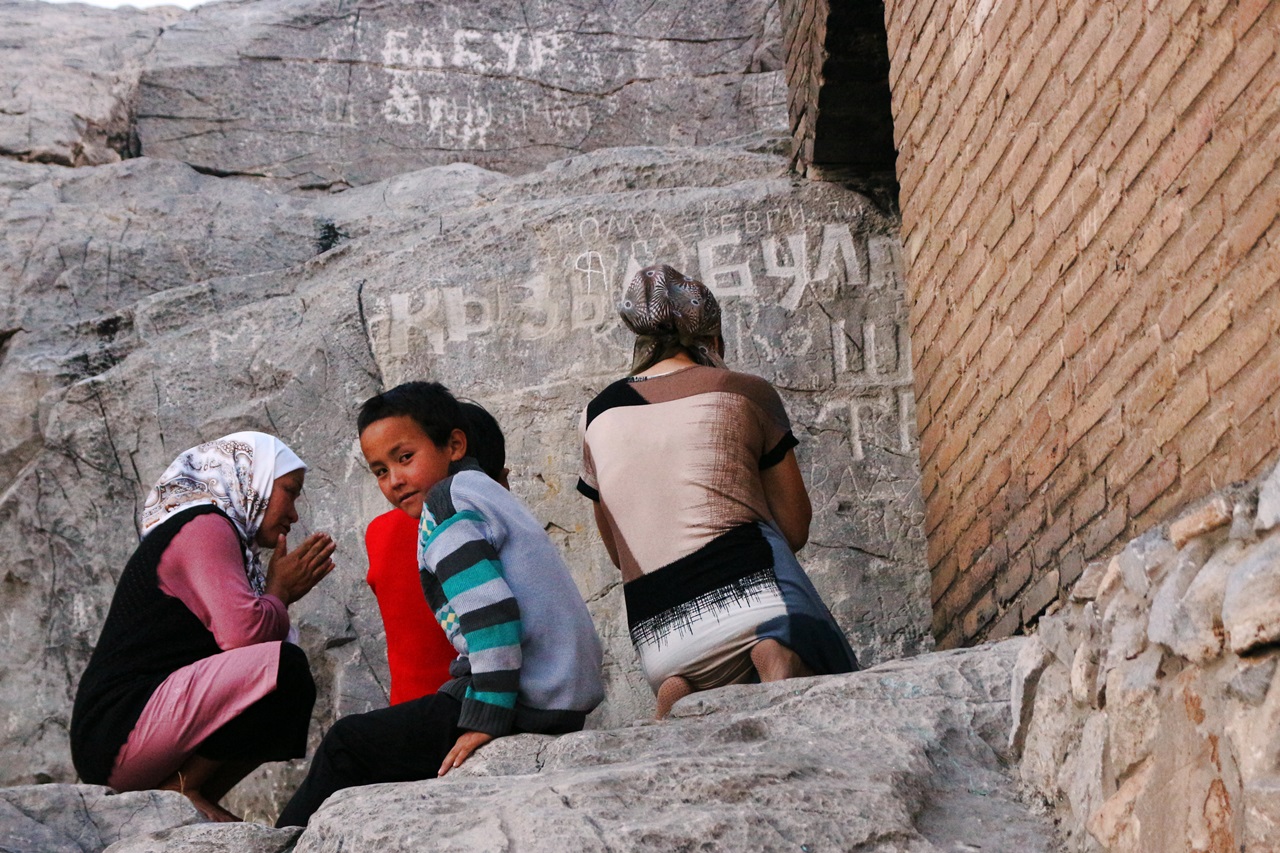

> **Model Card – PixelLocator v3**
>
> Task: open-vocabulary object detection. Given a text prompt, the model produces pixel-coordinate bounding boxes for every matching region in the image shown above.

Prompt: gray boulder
[103,823,301,853]
[0,785,202,853]
[0,1,180,167]
[293,642,1060,853]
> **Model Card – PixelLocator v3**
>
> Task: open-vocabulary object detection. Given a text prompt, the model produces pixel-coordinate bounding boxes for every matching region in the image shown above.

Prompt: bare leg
[655,675,695,719]
[750,639,814,682]
[201,759,260,805]
[158,755,243,822]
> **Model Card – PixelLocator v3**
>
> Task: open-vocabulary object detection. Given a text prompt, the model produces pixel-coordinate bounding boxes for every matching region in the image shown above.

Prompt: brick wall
[883,0,1280,646]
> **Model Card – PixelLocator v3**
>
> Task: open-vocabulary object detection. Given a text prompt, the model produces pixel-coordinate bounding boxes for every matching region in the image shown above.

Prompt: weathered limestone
[104,823,301,853]
[0,1,180,167]
[1,646,1061,853]
[290,643,1059,852]
[1014,470,1280,851]
[134,0,787,189]
[0,785,202,853]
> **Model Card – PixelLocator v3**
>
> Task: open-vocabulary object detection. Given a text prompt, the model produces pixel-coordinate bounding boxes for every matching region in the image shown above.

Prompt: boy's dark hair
[458,401,506,482]
[357,381,463,447]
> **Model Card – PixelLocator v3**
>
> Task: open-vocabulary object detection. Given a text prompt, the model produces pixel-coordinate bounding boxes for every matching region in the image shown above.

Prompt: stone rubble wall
[1012,460,1280,851]
[883,0,1280,647]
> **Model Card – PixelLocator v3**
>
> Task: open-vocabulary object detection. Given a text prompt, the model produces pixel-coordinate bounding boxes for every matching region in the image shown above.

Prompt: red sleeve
[157,513,289,650]
[365,509,456,704]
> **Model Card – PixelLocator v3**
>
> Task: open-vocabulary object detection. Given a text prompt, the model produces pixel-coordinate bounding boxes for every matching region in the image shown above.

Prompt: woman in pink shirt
[71,432,336,821]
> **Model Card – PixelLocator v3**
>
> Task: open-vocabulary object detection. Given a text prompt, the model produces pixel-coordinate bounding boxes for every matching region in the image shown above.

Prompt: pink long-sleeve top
[155,512,289,647]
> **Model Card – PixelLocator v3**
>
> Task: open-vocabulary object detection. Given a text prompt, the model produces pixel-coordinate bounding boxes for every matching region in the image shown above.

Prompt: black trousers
[275,692,464,828]
[196,641,316,764]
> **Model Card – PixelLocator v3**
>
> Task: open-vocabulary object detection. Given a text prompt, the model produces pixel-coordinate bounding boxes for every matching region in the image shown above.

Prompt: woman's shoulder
[583,376,648,430]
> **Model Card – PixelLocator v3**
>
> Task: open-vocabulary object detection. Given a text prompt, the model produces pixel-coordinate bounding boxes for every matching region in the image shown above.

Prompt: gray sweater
[420,459,605,736]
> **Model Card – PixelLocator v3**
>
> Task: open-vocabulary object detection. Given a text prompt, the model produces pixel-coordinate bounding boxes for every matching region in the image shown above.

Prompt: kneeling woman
[71,432,336,821]
[578,266,859,718]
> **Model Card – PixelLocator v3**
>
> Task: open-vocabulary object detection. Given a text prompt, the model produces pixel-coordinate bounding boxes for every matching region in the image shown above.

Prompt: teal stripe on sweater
[440,559,503,600]
[466,687,518,709]
[467,620,522,652]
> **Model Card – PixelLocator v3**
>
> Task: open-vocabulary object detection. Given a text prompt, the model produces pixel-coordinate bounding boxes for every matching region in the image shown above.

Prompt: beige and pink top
[577,364,798,583]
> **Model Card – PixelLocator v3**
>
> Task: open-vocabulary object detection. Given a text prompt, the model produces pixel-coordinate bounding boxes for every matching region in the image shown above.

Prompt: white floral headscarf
[139,431,306,595]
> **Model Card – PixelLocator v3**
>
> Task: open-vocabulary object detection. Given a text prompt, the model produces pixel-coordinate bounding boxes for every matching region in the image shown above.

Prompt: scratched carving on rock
[380,28,588,142]
[373,222,901,353]
[369,217,912,461]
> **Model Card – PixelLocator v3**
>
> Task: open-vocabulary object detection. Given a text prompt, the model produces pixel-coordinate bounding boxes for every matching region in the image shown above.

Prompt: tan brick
[1152,370,1210,449]
[962,588,1000,639]
[987,603,1024,640]
[1129,454,1181,517]
[1073,475,1108,527]
[1082,500,1128,559]
[1207,307,1271,391]
[1005,499,1046,557]
[1033,506,1073,568]
[1062,247,1109,312]
[1131,194,1186,272]
[1226,337,1280,427]
[1170,27,1236,118]
[997,548,1033,604]
[957,515,993,565]
[1225,171,1280,264]
[931,548,960,605]
[1228,214,1280,310]
[1177,402,1234,475]
[1107,429,1156,493]
[1234,0,1277,40]
[1172,294,1233,371]
[1021,567,1061,625]
[1058,545,1086,593]
[1044,448,1085,510]
[1082,408,1125,473]
[1125,355,1179,427]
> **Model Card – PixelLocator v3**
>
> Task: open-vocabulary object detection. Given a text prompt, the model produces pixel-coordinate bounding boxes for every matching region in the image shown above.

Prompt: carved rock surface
[0,1,180,167]
[0,785,202,853]
[0,140,930,817]
[293,642,1059,853]
[134,0,787,188]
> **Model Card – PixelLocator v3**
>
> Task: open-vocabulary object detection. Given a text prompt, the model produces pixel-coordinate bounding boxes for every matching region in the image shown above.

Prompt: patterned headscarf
[139,431,306,595]
[619,265,725,375]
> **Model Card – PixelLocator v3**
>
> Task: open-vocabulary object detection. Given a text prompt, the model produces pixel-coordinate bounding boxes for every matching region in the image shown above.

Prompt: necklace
[628,363,698,382]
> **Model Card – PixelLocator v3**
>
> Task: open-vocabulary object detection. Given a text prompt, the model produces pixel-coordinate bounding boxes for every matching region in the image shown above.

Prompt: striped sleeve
[420,483,522,737]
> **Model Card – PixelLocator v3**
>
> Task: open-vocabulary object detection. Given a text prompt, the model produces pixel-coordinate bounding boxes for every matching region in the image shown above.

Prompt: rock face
[2,644,1062,852]
[0,1,180,166]
[1013,469,1280,851]
[134,0,787,189]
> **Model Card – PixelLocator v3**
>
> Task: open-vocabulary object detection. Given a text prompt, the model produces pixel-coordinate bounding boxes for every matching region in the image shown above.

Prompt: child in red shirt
[364,401,510,704]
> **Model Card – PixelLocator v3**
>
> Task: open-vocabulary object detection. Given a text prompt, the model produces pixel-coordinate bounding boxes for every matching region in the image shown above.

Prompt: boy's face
[360,415,466,519]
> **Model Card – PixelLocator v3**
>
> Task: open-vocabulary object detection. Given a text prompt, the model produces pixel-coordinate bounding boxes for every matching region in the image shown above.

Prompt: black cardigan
[70,505,235,785]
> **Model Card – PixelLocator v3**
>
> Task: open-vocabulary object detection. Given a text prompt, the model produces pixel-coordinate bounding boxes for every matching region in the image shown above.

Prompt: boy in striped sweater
[277,382,604,828]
